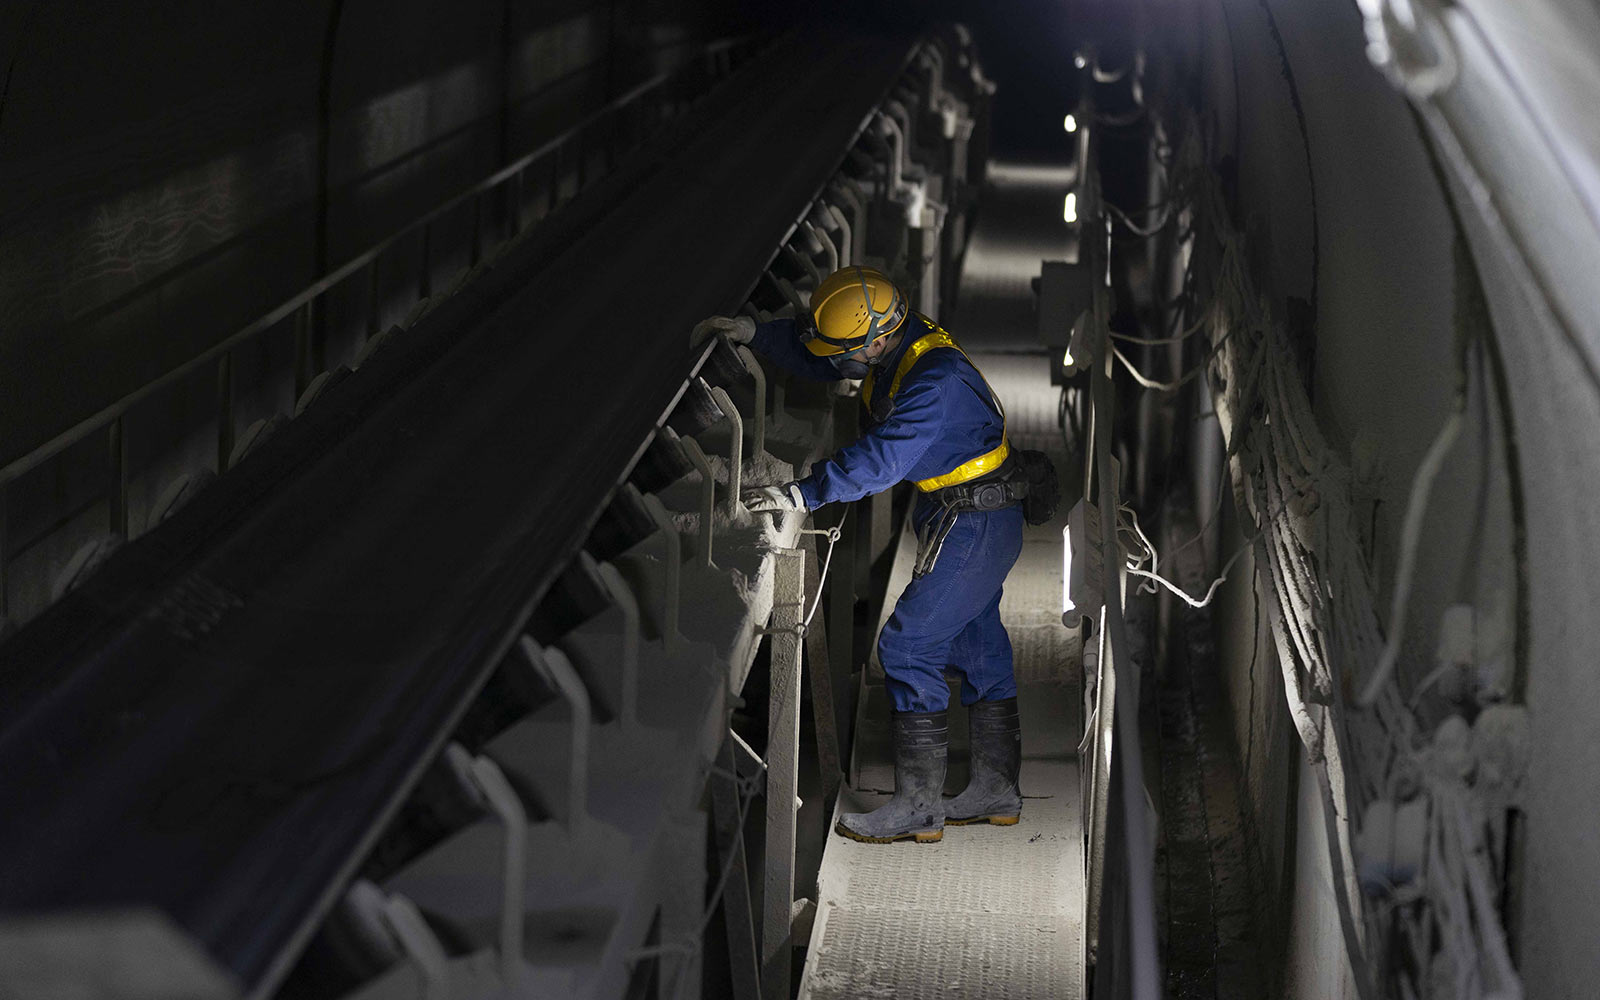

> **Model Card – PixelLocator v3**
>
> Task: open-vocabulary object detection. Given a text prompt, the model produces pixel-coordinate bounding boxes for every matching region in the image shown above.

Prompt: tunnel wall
[1191,0,1527,993]
[0,0,761,625]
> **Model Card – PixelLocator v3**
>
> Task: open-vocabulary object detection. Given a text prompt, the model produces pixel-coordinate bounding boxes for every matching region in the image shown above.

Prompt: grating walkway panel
[801,162,1086,1000]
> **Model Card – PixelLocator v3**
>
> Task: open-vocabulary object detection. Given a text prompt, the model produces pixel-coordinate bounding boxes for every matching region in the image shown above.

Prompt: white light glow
[1062,524,1075,616]
[1062,347,1074,368]
[1074,54,1087,69]
[1064,113,1078,133]
[1063,192,1078,224]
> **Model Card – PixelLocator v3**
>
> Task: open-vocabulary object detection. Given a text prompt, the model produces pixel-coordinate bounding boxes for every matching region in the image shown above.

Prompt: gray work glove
[690,315,756,351]
[741,483,807,514]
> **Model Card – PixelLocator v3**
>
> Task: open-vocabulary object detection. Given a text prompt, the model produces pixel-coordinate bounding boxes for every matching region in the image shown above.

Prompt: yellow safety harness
[862,320,1010,493]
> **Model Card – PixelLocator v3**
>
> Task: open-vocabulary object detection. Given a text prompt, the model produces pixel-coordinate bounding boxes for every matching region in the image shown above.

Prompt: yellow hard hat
[803,266,908,358]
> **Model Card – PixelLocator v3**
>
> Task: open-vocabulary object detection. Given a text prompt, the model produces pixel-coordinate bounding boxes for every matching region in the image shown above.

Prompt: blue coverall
[750,316,1024,713]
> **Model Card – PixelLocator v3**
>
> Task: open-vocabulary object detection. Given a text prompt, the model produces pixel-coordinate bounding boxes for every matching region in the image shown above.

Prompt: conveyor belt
[0,27,917,994]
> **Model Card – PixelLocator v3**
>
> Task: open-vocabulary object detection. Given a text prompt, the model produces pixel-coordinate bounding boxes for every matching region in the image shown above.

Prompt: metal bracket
[519,637,591,829]
[381,892,451,1000]
[798,219,838,275]
[821,202,853,267]
[734,346,767,457]
[638,490,682,647]
[705,384,743,518]
[591,557,642,725]
[680,435,718,568]
[444,744,527,986]
[769,271,806,313]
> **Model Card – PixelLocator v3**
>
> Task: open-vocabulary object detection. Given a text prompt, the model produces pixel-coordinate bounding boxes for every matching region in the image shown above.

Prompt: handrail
[0,34,761,490]
[1075,48,1162,998]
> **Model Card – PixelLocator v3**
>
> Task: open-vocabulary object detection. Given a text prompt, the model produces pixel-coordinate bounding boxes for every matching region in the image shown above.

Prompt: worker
[692,265,1026,845]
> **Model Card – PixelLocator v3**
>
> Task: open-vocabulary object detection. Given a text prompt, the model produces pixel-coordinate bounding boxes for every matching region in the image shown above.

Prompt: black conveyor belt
[0,28,914,993]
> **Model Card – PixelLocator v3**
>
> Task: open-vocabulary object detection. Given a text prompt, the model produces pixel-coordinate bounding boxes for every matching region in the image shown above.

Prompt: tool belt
[911,449,1061,578]
[912,461,1026,578]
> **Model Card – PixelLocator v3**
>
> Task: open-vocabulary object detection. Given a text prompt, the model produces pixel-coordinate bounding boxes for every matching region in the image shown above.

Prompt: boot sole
[834,822,943,844]
[945,814,1021,827]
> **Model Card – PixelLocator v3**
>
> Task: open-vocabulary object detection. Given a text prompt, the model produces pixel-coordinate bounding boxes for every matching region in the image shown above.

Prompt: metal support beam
[762,548,804,999]
[801,535,843,806]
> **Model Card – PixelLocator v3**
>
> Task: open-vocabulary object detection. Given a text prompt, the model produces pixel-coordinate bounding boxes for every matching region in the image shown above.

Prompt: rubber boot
[836,711,948,844]
[945,697,1023,826]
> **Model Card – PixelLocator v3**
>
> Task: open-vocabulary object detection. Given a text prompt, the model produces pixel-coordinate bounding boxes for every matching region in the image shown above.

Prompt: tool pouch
[1014,449,1061,525]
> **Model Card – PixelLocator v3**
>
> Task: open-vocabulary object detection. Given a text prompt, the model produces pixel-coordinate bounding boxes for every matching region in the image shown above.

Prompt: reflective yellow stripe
[914,438,1011,491]
[862,320,1010,493]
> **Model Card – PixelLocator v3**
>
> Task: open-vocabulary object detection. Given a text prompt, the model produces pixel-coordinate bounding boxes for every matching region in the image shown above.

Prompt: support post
[802,534,843,806]
[762,549,804,999]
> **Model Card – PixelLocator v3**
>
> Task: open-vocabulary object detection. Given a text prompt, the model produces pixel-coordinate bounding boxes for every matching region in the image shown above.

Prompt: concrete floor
[799,162,1086,999]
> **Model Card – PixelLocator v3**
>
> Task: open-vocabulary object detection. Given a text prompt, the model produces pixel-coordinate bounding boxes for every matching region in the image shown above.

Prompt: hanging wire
[1106,198,1173,237]
[1110,309,1209,346]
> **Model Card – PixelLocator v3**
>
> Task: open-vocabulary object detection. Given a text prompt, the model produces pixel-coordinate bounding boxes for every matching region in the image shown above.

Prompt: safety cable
[801,513,847,633]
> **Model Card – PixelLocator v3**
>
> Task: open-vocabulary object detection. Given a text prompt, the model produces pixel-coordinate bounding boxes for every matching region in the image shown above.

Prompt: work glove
[690,315,756,351]
[741,483,807,514]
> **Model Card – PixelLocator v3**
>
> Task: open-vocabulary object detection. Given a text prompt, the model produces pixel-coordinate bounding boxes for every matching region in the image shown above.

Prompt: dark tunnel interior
[1,2,1593,998]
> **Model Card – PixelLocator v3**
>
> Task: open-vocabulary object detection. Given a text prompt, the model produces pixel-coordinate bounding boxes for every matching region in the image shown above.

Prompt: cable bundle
[1166,113,1522,999]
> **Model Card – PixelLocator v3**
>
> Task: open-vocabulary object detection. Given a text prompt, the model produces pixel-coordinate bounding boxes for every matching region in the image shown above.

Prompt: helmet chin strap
[856,267,894,351]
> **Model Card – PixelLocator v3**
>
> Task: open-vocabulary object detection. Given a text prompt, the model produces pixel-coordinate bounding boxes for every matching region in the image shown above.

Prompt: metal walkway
[800,163,1086,999]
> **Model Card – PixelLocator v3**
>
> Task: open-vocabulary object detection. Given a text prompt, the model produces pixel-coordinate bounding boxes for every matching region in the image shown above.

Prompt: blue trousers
[877,503,1025,713]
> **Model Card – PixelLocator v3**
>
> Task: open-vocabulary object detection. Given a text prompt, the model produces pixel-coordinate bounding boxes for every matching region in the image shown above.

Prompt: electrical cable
[1106,199,1172,237]
[1110,310,1208,346]
[1111,341,1215,392]
[1356,408,1465,707]
[1126,541,1252,610]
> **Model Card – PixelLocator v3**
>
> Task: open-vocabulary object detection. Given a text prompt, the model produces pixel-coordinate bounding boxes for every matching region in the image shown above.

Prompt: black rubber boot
[945,697,1023,826]
[836,711,948,844]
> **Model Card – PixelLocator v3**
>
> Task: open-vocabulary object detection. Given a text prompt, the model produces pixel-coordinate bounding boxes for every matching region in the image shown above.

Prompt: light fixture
[1062,347,1074,368]
[1063,113,1078,133]
[1063,192,1078,223]
[1062,523,1076,622]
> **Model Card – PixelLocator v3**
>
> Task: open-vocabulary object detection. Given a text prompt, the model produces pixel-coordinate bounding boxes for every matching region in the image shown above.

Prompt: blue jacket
[749,315,1006,511]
